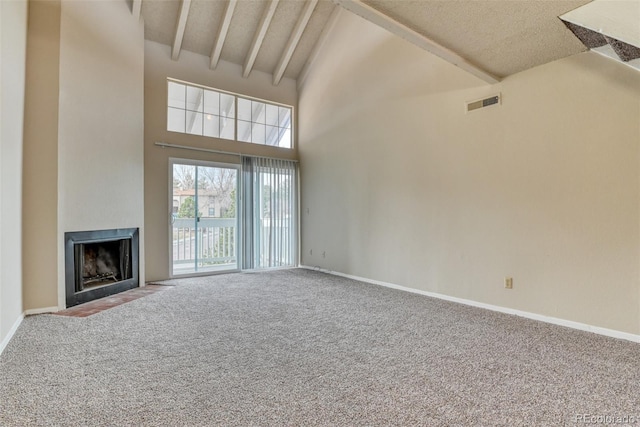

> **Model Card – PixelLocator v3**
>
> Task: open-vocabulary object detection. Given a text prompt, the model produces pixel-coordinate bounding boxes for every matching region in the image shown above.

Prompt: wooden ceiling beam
[273,0,318,85]
[243,0,280,78]
[297,5,341,90]
[210,0,238,70]
[171,0,192,61]
[333,0,500,84]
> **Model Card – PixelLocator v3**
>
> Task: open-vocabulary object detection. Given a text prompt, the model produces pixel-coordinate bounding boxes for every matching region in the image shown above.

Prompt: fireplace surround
[64,228,139,307]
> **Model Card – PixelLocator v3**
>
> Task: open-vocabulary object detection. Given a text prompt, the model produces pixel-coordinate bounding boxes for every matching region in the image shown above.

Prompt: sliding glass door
[170,156,296,276]
[171,160,239,276]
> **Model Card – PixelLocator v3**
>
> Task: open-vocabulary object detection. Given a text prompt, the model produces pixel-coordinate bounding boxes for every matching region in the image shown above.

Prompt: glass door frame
[168,157,241,278]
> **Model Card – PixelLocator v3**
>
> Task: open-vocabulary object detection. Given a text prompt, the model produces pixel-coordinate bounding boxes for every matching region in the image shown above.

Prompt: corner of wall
[22,0,61,312]
[0,0,28,347]
[0,313,24,356]
[143,41,298,281]
[297,6,640,335]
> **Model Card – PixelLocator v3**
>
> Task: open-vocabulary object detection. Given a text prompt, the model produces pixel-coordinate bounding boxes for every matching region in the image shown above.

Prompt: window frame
[166,78,295,150]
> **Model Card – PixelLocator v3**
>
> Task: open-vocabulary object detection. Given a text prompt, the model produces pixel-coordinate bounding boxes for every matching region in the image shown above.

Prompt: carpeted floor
[1,268,639,426]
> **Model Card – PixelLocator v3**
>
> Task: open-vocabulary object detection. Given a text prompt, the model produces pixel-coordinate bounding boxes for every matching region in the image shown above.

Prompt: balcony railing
[172,217,295,272]
[172,218,236,268]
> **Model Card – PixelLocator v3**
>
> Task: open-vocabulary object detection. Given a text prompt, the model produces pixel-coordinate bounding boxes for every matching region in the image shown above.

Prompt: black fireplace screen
[65,228,139,307]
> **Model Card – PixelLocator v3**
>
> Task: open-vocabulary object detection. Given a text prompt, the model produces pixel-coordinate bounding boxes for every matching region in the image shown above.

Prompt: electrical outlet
[505,277,513,289]
[322,251,326,258]
[310,249,313,256]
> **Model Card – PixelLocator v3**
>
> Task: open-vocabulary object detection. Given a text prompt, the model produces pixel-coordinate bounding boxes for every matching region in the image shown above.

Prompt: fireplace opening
[76,239,132,292]
[65,228,139,307]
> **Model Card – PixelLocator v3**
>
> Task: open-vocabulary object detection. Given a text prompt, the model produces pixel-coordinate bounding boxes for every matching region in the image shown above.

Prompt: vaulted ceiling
[135,0,593,86]
[138,0,337,85]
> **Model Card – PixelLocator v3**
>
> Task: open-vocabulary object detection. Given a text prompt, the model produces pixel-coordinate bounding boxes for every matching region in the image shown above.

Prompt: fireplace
[64,228,139,307]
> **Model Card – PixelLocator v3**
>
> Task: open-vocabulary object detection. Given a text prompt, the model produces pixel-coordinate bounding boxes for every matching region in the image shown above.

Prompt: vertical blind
[242,156,297,269]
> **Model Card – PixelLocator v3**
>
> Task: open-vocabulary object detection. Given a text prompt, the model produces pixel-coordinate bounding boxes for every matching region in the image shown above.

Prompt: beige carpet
[1,269,639,426]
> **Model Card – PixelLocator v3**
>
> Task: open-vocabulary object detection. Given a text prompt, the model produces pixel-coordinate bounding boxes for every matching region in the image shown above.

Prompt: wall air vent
[466,94,501,113]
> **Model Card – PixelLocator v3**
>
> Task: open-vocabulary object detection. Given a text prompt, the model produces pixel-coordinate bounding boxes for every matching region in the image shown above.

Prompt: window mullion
[234,95,238,142]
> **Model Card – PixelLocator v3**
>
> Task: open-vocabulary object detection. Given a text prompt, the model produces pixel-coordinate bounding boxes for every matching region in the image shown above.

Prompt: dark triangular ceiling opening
[561,0,640,71]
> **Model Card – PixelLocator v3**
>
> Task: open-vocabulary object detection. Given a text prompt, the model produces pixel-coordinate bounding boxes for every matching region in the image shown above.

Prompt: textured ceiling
[139,0,595,84]
[362,0,592,78]
[218,1,266,67]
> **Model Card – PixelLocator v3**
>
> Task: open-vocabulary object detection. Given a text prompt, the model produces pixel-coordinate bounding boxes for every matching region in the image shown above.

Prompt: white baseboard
[299,265,640,344]
[0,306,60,356]
[0,313,25,356]
[24,306,59,316]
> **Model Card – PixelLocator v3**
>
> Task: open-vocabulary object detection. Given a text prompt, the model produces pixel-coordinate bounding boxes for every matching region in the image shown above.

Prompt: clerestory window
[167,80,293,149]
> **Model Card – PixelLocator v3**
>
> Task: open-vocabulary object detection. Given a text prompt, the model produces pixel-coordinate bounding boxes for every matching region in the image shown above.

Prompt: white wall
[299,12,640,334]
[56,0,145,307]
[22,0,60,312]
[22,0,145,311]
[0,0,27,346]
[144,41,298,281]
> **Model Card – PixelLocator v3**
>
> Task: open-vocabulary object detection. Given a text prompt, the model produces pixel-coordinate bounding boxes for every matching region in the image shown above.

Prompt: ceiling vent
[466,94,501,113]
